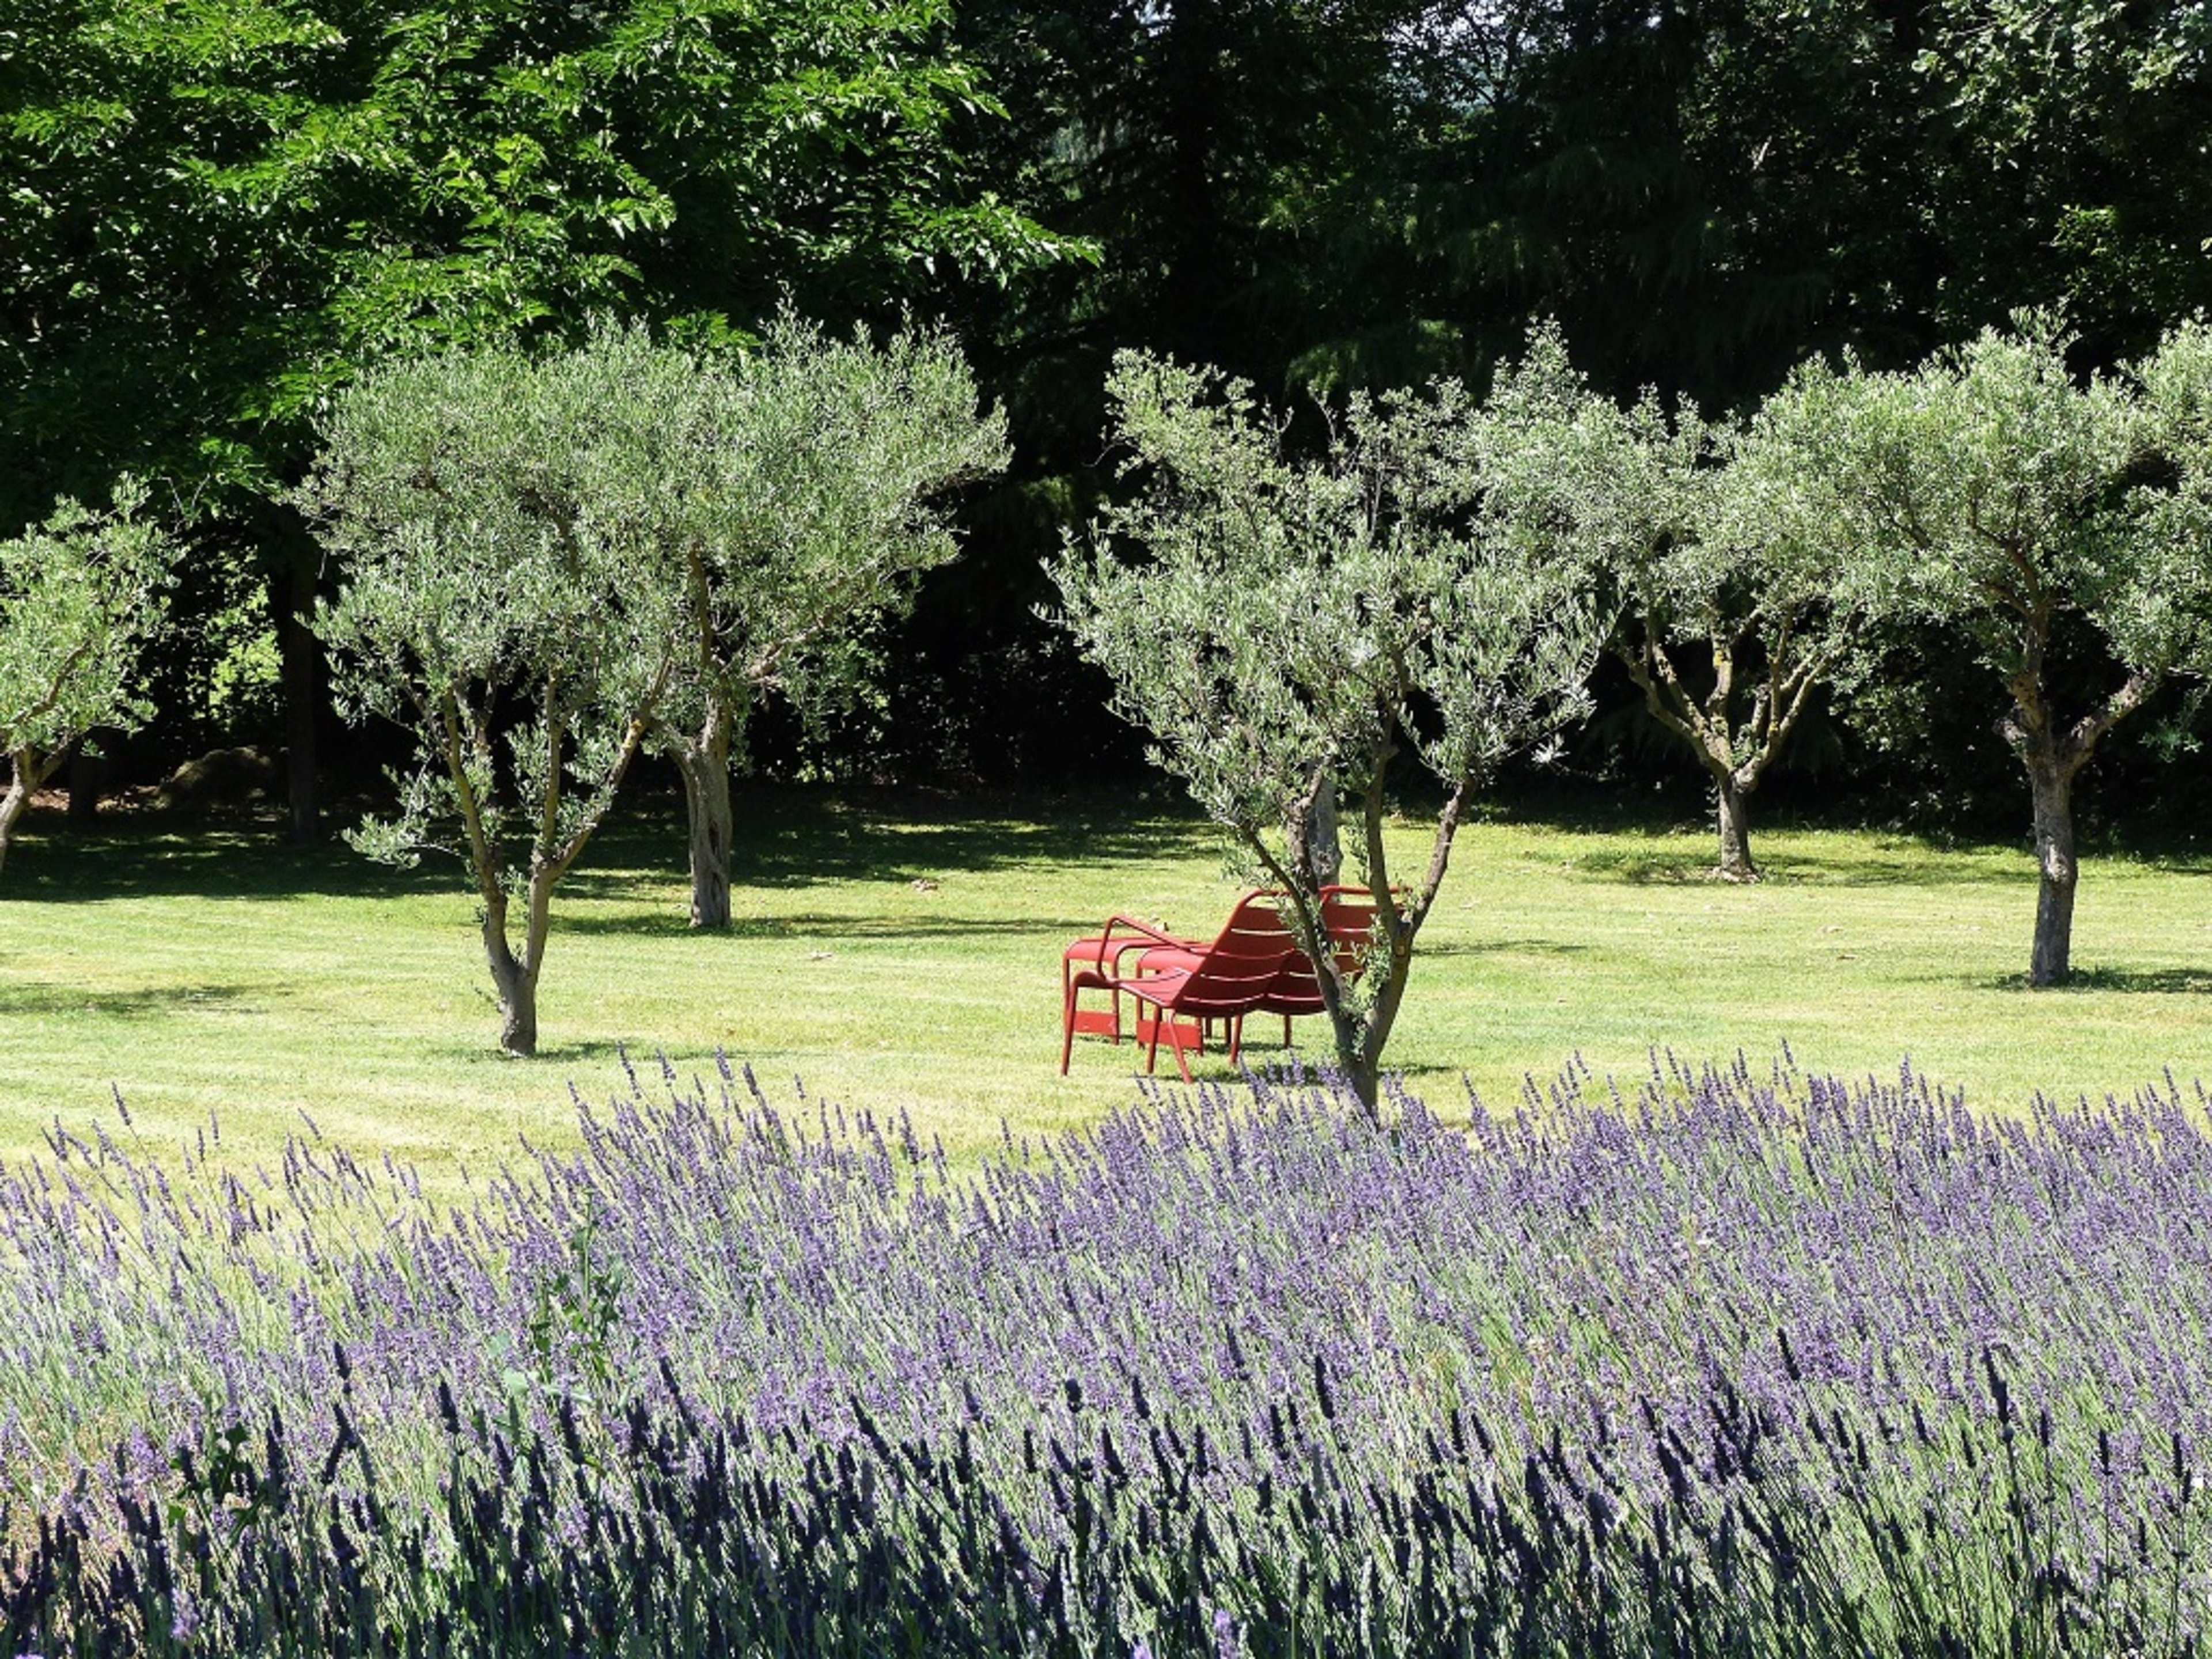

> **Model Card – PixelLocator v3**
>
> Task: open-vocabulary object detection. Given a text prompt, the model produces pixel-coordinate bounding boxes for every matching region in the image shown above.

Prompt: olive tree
[0,482,177,873]
[1483,329,1879,881]
[300,340,680,1055]
[643,316,1008,931]
[1757,317,2212,985]
[1052,352,1605,1112]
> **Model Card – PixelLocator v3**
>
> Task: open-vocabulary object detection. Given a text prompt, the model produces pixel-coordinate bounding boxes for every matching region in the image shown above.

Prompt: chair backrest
[1168,892,1302,1019]
[1260,885,1384,1016]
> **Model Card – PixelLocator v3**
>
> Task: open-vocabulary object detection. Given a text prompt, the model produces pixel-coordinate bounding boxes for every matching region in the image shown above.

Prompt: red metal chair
[1101,893,1302,1082]
[1060,887,1397,1072]
[1253,884,1387,1044]
[1060,914,1204,1066]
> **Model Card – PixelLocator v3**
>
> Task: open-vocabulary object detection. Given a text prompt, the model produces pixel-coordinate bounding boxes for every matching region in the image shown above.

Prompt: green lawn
[2,786,2210,1179]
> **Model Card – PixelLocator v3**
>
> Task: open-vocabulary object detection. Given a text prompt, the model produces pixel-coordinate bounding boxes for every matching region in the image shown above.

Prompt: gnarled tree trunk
[682,755,733,931]
[482,866,559,1056]
[1284,768,1342,889]
[481,888,535,1056]
[670,689,743,932]
[0,748,55,874]
[1715,771,1758,882]
[2025,760,2077,987]
[1999,661,2138,990]
[1619,637,1791,884]
[0,767,30,874]
[1297,763,1459,1121]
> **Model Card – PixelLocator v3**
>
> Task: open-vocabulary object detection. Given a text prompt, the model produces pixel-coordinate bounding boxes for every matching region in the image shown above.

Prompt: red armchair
[1060,892,1301,1080]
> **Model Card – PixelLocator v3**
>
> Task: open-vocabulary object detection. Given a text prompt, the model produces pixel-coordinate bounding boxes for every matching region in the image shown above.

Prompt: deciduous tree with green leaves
[1052,351,1604,1111]
[300,340,680,1055]
[639,316,1009,931]
[3,0,1071,835]
[0,480,177,873]
[1756,317,2212,985]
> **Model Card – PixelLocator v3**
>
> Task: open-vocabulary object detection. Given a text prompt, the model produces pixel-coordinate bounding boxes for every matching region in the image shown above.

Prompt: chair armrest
[1100,913,1196,951]
[1070,914,1196,979]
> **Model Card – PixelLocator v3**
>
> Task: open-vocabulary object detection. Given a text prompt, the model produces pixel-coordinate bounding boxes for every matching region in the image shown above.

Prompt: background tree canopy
[0,0,1061,516]
[6,0,2212,828]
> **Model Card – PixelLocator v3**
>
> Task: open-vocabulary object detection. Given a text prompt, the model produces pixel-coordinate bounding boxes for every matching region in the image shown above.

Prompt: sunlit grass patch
[0,787,2208,1179]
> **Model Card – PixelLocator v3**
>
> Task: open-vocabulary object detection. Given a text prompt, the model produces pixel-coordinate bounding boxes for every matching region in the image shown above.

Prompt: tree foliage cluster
[1055,351,1606,1103]
[9,0,2212,809]
[1,0,1069,835]
[1050,315,2212,1100]
[926,0,2212,793]
[0,480,177,869]
[297,319,1005,1053]
[1,0,1056,518]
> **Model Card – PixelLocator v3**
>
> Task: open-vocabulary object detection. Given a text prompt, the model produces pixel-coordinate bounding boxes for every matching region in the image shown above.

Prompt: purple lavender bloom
[3,1050,2211,1639]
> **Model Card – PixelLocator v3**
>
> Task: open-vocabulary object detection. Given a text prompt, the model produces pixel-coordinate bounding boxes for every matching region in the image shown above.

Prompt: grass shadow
[715,787,1215,889]
[505,1037,651,1067]
[1416,938,1593,959]
[0,821,454,904]
[2025,965,2212,995]
[0,786,1217,907]
[1558,851,1716,886]
[0,982,260,1019]
[556,910,1111,942]
[1562,845,2040,890]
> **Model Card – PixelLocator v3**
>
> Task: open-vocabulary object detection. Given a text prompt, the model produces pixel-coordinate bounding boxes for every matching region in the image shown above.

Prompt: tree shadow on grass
[427,1035,738,1077]
[1,788,1217,906]
[498,1037,643,1069]
[1994,965,2212,995]
[0,982,260,1020]
[1562,846,2039,889]
[711,788,1215,889]
[0,823,453,904]
[1416,937,1592,959]
[555,910,1114,942]
[1555,851,1717,886]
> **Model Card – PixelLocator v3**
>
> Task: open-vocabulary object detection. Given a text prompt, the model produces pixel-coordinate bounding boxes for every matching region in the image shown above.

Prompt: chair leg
[1170,1020,1195,1083]
[1060,976,1079,1074]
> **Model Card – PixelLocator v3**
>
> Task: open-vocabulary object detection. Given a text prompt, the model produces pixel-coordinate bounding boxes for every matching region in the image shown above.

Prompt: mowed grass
[2,785,2211,1179]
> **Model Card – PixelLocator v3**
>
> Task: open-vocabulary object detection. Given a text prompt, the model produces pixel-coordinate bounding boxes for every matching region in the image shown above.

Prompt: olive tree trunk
[0,748,57,874]
[1340,773,1461,1115]
[1284,768,1342,888]
[441,677,659,1057]
[1714,771,1758,882]
[0,768,29,874]
[1999,664,2147,990]
[1618,634,1828,886]
[1259,760,1461,1120]
[669,688,744,932]
[2025,760,2078,987]
[482,865,557,1055]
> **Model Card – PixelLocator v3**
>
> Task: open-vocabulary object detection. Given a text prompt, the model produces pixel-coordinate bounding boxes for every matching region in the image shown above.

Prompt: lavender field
[4,1052,2210,1654]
